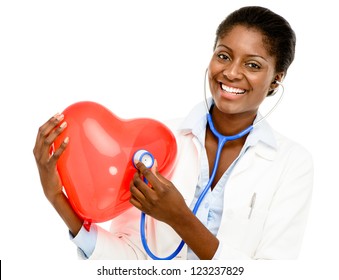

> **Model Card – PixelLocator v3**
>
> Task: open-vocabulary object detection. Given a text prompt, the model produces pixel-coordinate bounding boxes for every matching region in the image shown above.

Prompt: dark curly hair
[214,6,296,92]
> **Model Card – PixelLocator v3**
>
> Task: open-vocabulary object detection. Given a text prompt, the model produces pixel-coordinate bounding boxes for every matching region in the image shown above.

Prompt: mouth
[220,83,246,95]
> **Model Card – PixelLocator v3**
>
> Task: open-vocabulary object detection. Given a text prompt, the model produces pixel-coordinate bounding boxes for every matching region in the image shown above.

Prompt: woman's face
[208,25,282,118]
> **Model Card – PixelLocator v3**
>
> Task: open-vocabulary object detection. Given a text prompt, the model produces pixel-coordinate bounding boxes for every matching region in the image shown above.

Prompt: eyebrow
[216,44,268,62]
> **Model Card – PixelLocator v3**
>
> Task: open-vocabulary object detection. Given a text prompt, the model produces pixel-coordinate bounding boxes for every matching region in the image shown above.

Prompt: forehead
[217,25,272,58]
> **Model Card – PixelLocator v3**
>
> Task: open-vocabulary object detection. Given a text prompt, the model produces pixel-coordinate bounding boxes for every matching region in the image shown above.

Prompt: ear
[270,72,284,89]
[267,72,284,96]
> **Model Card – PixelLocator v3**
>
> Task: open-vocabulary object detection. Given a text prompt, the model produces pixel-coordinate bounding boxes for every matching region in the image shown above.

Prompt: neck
[209,106,257,136]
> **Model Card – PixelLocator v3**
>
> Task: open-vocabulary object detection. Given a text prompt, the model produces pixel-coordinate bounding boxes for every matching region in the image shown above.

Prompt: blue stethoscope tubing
[137,72,284,260]
[194,114,253,215]
[139,116,253,260]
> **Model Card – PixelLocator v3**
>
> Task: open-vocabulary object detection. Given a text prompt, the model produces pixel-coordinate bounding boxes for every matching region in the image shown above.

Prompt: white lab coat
[85,117,313,260]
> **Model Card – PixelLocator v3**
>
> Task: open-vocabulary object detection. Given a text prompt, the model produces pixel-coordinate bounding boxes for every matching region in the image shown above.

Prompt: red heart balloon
[54,101,177,223]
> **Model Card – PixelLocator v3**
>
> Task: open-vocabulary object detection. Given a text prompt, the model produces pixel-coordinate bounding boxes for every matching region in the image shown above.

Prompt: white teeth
[221,83,246,95]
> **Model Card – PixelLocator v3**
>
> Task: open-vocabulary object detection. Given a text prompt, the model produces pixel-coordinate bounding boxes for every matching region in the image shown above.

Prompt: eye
[217,53,230,61]
[246,62,261,69]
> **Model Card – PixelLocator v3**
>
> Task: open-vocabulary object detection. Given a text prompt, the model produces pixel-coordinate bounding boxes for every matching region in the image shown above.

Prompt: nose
[222,61,243,81]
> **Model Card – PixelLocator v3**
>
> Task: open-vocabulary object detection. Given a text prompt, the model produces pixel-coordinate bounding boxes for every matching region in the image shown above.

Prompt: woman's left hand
[130,161,191,227]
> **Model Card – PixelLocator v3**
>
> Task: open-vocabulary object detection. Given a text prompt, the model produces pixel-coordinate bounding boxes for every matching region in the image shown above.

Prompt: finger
[44,121,68,149]
[129,186,144,210]
[131,172,154,200]
[34,114,64,159]
[37,113,64,144]
[153,163,170,185]
[49,136,69,165]
[135,161,161,191]
[130,174,149,209]
[129,195,143,211]
[149,159,168,184]
[130,173,145,198]
[150,159,158,175]
[44,121,68,163]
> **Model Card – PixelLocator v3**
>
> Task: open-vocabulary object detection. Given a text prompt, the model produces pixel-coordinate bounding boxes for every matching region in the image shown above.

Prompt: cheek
[207,60,222,92]
[245,77,271,108]
[252,76,272,96]
[207,56,223,77]
[252,85,269,101]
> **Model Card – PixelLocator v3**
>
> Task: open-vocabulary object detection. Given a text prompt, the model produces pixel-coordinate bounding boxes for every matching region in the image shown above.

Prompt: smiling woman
[33,5,313,260]
[208,25,283,133]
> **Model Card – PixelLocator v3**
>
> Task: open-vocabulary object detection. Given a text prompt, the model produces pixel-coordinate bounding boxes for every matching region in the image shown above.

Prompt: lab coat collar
[178,99,278,161]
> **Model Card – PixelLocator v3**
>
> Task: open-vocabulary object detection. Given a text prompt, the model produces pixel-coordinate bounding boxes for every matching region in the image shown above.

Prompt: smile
[220,83,246,95]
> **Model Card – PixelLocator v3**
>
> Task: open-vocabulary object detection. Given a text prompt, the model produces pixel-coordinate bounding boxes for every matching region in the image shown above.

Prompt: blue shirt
[178,100,275,259]
[72,100,276,259]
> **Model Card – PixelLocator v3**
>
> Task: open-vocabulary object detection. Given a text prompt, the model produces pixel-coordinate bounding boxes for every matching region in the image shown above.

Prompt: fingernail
[63,137,69,144]
[56,114,64,121]
[60,121,67,128]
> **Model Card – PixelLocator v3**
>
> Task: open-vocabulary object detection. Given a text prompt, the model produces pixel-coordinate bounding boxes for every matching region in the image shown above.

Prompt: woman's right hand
[33,113,83,236]
[33,113,69,204]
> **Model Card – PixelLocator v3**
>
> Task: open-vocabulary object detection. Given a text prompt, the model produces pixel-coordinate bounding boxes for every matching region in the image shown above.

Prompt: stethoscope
[133,70,284,260]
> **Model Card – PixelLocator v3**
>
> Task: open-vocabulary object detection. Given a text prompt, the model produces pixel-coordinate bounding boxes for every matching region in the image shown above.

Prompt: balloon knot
[83,220,92,232]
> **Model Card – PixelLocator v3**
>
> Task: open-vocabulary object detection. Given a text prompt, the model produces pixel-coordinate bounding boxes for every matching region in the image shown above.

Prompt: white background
[0,0,338,279]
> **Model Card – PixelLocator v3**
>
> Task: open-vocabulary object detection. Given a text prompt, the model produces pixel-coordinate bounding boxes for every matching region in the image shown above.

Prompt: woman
[33,6,313,260]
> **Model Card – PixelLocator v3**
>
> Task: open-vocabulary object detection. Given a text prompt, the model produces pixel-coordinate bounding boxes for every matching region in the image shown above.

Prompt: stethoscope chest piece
[133,149,155,169]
